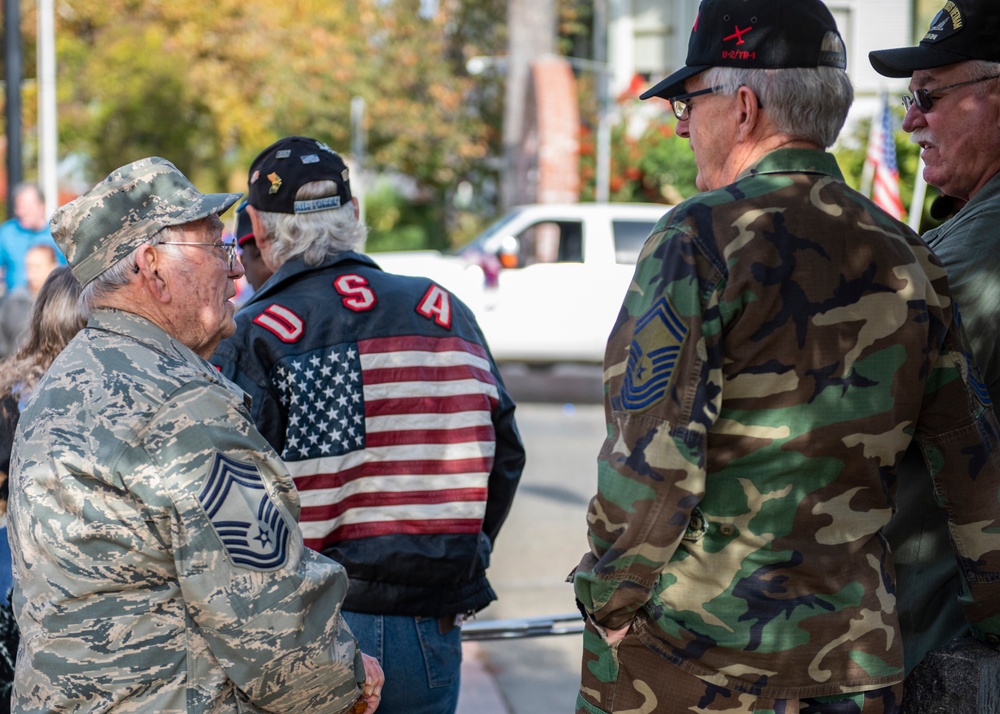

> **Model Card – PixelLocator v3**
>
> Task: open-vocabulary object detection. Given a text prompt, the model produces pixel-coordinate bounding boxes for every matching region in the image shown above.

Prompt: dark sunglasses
[901,75,999,113]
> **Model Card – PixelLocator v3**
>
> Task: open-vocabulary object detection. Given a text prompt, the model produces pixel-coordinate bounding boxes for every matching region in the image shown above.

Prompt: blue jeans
[343,611,462,714]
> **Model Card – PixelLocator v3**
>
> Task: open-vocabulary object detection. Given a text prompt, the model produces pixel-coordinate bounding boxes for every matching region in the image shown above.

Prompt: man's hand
[353,653,384,713]
[605,623,630,644]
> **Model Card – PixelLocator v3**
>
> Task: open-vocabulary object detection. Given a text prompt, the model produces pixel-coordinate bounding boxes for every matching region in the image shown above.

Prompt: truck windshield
[453,208,527,257]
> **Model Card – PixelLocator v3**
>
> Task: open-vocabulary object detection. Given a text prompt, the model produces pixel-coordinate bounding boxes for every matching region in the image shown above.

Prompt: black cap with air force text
[640,0,847,102]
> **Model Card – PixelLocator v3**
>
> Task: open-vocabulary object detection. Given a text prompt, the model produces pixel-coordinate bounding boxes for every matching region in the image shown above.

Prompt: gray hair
[702,32,854,148]
[966,60,1000,91]
[79,225,186,311]
[254,180,367,269]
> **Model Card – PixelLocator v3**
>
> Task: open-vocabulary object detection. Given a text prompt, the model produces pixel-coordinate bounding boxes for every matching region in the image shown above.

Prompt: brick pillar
[512,56,580,206]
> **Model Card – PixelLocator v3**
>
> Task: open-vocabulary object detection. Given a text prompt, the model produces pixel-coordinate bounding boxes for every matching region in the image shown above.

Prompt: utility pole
[502,0,556,210]
[593,0,611,202]
[4,0,22,216]
[38,0,57,217]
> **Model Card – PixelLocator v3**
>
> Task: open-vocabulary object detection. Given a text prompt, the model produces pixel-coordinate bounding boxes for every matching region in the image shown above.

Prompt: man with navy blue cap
[871,0,1000,675]
[570,0,1000,712]
[214,136,524,714]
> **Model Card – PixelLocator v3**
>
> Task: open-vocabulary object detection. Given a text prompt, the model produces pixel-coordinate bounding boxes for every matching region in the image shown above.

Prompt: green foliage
[17,0,509,203]
[579,111,698,204]
[832,105,938,231]
[363,181,446,254]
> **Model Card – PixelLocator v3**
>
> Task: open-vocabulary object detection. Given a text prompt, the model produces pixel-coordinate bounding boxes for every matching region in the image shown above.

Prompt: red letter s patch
[334,274,377,312]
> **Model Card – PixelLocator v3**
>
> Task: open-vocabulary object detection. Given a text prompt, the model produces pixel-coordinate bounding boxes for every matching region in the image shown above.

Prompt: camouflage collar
[740,148,844,182]
[88,308,216,375]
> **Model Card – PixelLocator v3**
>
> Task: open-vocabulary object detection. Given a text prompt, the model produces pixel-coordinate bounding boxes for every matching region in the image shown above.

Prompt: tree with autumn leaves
[7,0,695,249]
[7,0,507,247]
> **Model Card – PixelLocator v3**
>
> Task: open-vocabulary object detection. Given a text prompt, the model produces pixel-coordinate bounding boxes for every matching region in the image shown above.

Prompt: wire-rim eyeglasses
[157,241,239,271]
[669,86,724,121]
[669,85,763,121]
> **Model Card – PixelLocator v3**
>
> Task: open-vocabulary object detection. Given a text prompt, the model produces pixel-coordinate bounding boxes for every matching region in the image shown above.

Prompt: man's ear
[247,204,280,272]
[734,84,762,142]
[134,244,171,303]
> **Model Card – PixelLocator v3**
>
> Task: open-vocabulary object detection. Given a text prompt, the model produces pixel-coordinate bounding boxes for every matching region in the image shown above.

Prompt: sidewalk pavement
[456,642,510,714]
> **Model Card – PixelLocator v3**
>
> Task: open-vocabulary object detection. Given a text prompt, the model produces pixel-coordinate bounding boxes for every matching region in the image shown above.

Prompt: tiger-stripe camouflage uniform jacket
[573,148,1000,703]
[9,308,365,713]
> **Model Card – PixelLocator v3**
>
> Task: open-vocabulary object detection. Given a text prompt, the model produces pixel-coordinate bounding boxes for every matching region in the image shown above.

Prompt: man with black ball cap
[570,0,1000,712]
[870,0,1000,675]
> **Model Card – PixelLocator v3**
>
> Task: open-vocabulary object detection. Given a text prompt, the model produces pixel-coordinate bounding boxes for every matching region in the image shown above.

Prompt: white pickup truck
[370,202,669,364]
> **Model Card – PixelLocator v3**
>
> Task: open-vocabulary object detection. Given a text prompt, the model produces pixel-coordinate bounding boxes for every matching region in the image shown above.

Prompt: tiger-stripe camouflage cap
[51,157,243,286]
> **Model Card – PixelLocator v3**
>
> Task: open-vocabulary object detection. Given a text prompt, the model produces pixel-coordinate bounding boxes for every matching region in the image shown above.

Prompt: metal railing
[461,613,584,641]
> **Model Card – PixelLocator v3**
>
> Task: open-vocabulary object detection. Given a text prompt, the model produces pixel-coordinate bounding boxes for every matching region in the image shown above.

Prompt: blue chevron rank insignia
[621,296,689,411]
[199,454,291,570]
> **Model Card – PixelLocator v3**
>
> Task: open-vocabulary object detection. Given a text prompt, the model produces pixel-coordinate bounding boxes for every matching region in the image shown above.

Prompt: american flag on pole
[274,334,499,552]
[866,93,905,220]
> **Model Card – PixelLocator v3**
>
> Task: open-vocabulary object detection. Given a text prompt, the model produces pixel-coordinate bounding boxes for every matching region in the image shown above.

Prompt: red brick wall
[513,57,580,205]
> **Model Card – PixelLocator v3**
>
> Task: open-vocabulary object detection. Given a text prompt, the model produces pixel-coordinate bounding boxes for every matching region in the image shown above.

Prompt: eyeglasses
[157,241,239,271]
[668,85,762,121]
[901,75,1000,113]
[669,86,723,121]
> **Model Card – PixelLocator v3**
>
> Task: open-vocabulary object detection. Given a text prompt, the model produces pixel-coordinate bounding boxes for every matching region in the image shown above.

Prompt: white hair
[79,225,187,311]
[967,60,1000,92]
[254,180,368,268]
[702,32,854,148]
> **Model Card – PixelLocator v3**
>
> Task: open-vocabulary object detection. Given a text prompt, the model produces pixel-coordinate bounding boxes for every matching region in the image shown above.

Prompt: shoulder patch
[621,296,689,410]
[334,274,377,312]
[198,454,291,570]
[253,304,305,343]
[416,283,452,329]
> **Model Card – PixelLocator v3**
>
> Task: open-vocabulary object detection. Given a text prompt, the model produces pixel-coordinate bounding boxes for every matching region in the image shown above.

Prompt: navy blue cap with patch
[247,136,352,214]
[870,0,1000,78]
[640,0,846,102]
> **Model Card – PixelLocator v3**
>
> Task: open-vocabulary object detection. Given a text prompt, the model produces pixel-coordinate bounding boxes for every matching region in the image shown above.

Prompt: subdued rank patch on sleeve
[198,454,291,570]
[621,296,689,411]
[963,350,993,407]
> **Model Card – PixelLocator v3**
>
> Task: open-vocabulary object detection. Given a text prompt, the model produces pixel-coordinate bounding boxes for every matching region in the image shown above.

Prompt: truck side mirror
[498,235,519,269]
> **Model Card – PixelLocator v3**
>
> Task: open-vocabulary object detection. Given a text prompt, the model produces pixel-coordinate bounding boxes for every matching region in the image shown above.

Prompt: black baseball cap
[640,0,846,101]
[870,0,1000,78]
[247,136,352,214]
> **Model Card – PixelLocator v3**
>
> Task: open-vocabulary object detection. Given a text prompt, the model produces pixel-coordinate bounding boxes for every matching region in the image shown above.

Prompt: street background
[457,363,606,713]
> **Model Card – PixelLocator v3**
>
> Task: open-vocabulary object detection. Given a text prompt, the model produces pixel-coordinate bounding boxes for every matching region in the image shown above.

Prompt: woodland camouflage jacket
[573,149,1000,699]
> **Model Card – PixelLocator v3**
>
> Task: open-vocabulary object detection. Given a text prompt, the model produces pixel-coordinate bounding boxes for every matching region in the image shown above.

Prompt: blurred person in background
[213,136,525,714]
[0,183,64,296]
[0,265,86,714]
[8,157,382,713]
[0,244,60,358]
